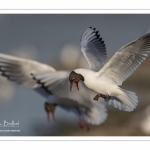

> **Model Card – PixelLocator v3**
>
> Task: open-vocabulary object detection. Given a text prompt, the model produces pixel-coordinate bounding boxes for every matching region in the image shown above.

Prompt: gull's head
[69,71,84,92]
[44,102,57,122]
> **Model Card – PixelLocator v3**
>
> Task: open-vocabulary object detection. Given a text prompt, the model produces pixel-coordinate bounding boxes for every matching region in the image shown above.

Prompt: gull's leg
[101,95,111,99]
[78,111,84,129]
[93,94,110,100]
[51,111,55,121]
[85,111,90,132]
[93,94,102,101]
[47,112,55,122]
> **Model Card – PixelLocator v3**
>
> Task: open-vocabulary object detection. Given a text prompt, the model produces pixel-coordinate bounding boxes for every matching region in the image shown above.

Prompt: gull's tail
[104,88,138,112]
[86,101,107,125]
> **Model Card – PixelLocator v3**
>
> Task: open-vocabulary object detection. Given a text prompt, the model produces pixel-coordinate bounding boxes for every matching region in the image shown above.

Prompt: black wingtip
[83,27,105,45]
[96,34,100,39]
[95,31,99,35]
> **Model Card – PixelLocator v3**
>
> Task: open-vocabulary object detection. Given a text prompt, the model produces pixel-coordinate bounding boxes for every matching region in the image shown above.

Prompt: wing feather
[98,32,150,85]
[81,27,107,71]
[0,53,56,96]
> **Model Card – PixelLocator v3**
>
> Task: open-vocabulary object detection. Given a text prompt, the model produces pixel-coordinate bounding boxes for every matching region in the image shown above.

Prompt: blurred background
[0,14,149,136]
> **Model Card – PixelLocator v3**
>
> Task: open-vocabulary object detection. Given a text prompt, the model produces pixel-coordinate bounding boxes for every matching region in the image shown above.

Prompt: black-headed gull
[0,31,107,130]
[69,27,150,112]
[44,95,107,130]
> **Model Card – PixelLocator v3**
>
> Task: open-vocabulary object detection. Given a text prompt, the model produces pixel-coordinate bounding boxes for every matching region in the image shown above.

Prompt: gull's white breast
[84,73,119,96]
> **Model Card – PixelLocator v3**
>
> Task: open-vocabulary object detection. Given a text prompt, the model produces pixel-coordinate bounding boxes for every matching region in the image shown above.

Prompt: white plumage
[72,27,150,112]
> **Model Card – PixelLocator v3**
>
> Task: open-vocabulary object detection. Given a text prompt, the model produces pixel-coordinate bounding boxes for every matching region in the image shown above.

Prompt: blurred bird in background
[44,95,107,131]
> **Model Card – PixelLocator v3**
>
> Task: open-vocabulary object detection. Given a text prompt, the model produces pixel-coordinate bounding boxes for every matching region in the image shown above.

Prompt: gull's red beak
[74,82,79,91]
[70,81,79,91]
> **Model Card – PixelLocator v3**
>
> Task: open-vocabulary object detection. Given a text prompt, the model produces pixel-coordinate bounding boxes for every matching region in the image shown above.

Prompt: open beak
[70,81,79,91]
[74,82,79,91]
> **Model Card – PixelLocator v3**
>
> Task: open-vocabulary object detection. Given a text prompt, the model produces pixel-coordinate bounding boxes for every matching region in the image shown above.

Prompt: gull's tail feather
[105,88,138,112]
[86,101,107,125]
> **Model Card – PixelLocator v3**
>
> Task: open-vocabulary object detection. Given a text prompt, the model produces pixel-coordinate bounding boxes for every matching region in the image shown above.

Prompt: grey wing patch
[99,32,150,85]
[0,53,56,93]
[81,27,107,71]
[0,60,38,87]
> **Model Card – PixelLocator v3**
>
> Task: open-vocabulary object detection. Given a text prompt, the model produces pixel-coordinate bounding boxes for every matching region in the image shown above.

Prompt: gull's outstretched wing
[32,71,93,107]
[98,32,150,85]
[81,27,107,71]
[0,53,56,96]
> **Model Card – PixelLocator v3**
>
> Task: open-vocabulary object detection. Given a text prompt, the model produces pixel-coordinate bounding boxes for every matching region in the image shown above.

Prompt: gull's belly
[84,78,117,96]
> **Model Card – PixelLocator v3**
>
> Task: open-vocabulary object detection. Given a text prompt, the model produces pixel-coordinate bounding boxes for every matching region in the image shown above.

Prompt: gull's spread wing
[0,53,56,97]
[98,32,150,85]
[81,27,107,71]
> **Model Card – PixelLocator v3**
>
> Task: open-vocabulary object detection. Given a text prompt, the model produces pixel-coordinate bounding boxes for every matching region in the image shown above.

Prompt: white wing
[0,53,56,96]
[32,71,93,108]
[98,32,150,85]
[81,27,107,71]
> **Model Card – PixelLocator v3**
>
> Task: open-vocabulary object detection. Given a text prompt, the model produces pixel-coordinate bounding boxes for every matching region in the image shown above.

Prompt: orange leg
[85,111,90,132]
[51,111,55,121]
[78,111,84,129]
